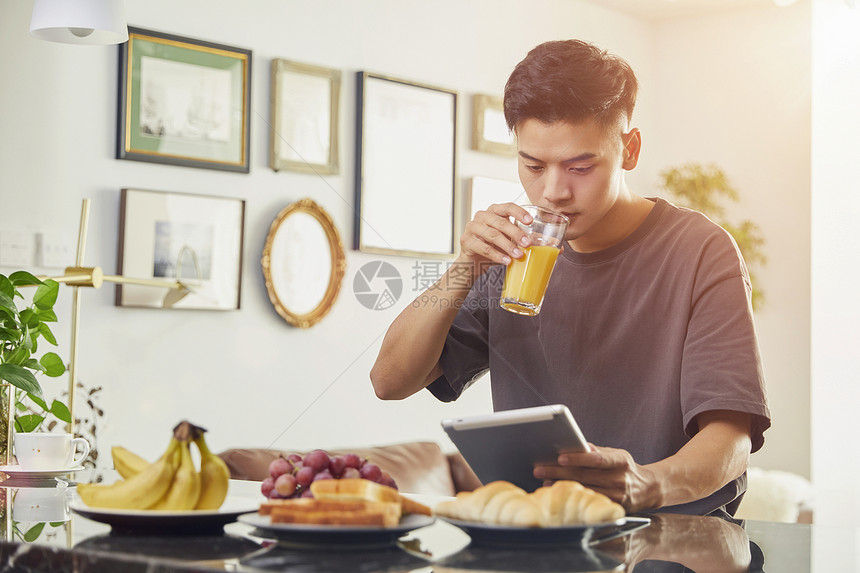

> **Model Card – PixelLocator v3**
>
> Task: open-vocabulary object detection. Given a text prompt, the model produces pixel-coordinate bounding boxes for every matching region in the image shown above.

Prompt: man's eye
[570,166,594,175]
[525,164,544,173]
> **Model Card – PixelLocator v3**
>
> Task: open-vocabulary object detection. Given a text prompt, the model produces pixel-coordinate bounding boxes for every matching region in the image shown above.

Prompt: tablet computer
[441,404,589,492]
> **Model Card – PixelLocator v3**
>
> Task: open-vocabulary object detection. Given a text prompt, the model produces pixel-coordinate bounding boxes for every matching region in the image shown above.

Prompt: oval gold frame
[261,198,346,328]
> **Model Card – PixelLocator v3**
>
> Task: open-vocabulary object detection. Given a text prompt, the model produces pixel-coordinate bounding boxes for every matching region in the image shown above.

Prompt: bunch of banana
[77,421,231,511]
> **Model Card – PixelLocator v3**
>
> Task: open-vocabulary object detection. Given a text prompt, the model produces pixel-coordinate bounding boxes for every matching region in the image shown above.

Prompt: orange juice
[500,245,560,316]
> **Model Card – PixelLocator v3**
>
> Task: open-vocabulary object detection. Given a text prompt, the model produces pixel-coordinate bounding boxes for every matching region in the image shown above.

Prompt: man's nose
[542,167,572,203]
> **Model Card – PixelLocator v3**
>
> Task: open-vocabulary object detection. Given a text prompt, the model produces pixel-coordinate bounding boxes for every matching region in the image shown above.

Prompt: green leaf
[49,522,66,527]
[40,352,65,377]
[16,414,45,433]
[5,347,29,366]
[0,290,15,314]
[51,400,72,423]
[36,308,57,323]
[22,522,45,542]
[9,271,42,287]
[20,326,33,352]
[18,308,39,328]
[0,308,16,324]
[33,280,59,310]
[22,358,46,373]
[28,393,48,410]
[39,323,57,346]
[0,364,43,397]
[0,327,16,342]
[0,274,14,298]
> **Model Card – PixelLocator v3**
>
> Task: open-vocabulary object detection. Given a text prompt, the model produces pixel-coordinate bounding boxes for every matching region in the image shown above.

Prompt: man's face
[515,118,637,252]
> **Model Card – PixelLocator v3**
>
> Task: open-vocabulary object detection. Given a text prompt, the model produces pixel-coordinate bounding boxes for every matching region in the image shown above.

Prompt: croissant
[435,481,541,527]
[531,480,625,524]
[434,480,625,527]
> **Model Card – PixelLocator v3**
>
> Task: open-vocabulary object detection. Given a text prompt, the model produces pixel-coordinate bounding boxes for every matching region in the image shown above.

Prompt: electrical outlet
[36,231,73,269]
[0,230,35,268]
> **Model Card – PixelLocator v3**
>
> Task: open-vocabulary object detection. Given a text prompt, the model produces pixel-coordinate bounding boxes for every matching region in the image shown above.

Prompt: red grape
[286,453,303,464]
[269,457,292,479]
[303,450,330,472]
[360,463,382,482]
[342,467,361,479]
[275,473,298,496]
[295,466,316,488]
[261,476,275,497]
[381,471,397,489]
[313,469,333,481]
[342,454,362,469]
[329,456,346,477]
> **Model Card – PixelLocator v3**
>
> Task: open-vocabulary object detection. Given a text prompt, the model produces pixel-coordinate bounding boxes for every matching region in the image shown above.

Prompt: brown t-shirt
[429,198,770,516]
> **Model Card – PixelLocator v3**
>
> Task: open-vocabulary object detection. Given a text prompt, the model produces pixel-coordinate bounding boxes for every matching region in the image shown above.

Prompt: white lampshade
[30,0,128,45]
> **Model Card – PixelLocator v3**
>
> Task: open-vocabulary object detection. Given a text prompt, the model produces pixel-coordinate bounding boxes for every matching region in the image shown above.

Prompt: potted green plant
[659,162,767,310]
[0,271,69,465]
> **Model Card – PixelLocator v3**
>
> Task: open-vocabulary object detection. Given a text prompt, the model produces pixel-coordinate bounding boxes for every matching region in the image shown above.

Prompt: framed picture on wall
[116,188,246,310]
[355,72,458,258]
[270,59,341,175]
[116,27,252,173]
[472,94,516,156]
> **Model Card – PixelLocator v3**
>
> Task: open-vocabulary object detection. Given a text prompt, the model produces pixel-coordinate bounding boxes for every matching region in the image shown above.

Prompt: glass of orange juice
[500,206,569,316]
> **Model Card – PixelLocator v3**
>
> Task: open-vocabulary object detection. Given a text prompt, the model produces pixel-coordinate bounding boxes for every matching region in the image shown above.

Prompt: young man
[370,39,770,516]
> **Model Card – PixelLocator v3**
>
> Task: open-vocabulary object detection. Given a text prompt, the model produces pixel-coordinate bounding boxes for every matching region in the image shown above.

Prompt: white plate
[438,516,650,547]
[0,464,84,480]
[238,512,436,547]
[68,494,261,533]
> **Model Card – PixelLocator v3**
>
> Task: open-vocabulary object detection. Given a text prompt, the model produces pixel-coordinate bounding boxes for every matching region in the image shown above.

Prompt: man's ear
[622,128,641,170]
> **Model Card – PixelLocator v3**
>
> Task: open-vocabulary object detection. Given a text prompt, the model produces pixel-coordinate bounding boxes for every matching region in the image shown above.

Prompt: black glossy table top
[0,476,817,572]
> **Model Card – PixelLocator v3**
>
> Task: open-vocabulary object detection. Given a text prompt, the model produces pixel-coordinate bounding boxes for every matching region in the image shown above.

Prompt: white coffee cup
[14,432,90,471]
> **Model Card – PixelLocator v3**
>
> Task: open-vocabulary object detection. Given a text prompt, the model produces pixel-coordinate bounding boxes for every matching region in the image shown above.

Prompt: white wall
[0,0,654,461]
[650,4,812,478]
[0,0,813,492]
[811,0,860,554]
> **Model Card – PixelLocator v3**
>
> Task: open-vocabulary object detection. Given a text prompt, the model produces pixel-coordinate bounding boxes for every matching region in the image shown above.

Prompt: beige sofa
[218,441,482,497]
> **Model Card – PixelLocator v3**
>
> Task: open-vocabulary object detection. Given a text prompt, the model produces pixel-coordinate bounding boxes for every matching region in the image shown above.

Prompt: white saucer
[0,465,85,480]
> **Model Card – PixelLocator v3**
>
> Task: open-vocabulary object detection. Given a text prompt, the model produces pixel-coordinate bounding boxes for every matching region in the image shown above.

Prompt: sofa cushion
[218,441,459,497]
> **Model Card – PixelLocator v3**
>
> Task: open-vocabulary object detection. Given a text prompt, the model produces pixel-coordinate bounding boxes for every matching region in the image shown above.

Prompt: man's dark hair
[503,39,639,131]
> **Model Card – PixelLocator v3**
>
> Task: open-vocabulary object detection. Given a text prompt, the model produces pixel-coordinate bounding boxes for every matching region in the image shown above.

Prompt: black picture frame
[354,72,458,258]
